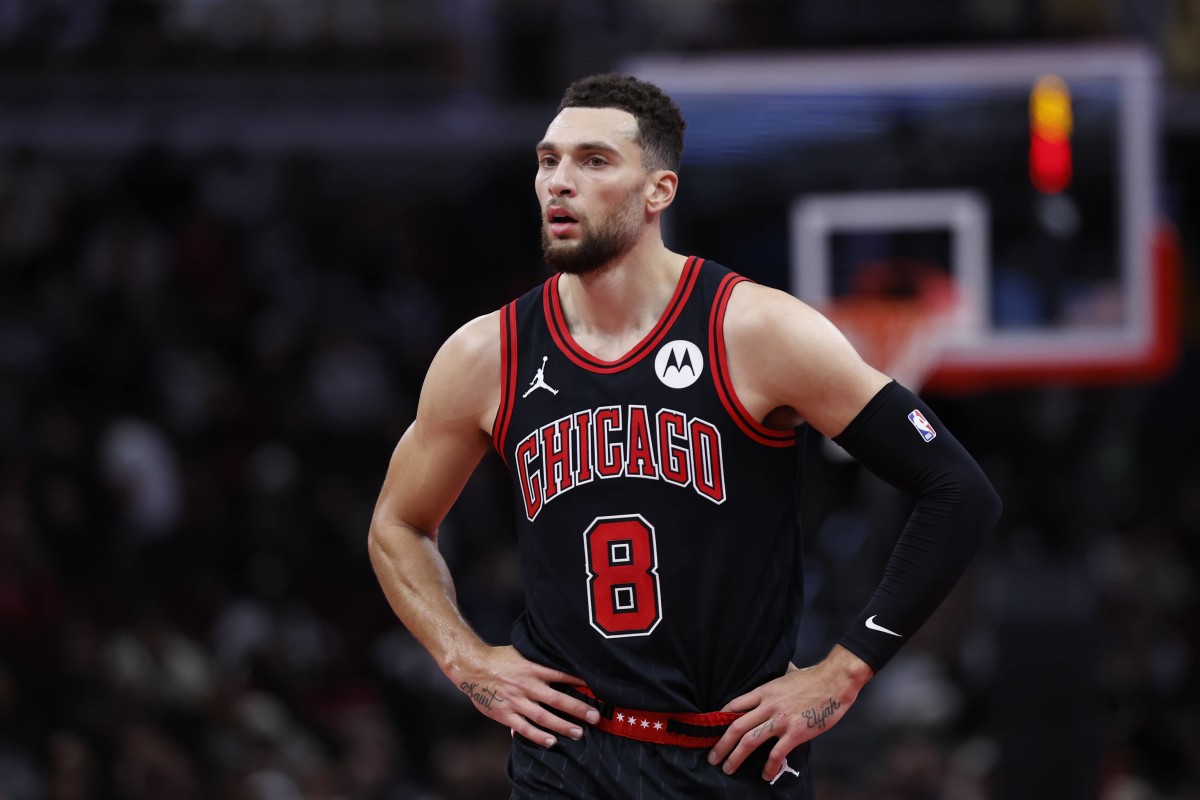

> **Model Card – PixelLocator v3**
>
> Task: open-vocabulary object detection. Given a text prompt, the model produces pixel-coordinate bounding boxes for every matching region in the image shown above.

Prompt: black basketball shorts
[508,729,812,799]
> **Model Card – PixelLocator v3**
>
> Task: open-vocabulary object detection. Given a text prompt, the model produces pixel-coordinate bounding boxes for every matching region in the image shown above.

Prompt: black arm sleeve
[831,380,1002,673]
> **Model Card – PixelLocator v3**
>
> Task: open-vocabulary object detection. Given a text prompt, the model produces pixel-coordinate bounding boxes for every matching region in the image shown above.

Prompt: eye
[538,155,558,169]
[584,156,607,167]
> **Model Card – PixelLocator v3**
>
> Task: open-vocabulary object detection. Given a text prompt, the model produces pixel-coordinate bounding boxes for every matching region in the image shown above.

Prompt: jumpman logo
[522,356,559,398]
[770,758,801,785]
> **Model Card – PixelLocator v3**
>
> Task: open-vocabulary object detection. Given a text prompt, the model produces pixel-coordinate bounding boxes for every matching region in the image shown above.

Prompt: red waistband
[573,687,743,748]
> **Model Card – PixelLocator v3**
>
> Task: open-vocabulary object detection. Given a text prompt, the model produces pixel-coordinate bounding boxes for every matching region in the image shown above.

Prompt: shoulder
[435,310,502,375]
[722,280,838,341]
[720,280,889,437]
[722,280,850,368]
[418,310,503,434]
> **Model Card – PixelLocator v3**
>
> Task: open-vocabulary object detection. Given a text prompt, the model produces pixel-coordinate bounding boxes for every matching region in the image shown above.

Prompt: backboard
[628,45,1178,391]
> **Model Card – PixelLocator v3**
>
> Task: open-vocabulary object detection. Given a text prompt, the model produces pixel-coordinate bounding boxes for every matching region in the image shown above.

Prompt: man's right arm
[367,312,599,746]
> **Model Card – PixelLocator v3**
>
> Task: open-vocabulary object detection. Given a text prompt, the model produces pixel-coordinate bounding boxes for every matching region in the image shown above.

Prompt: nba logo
[908,410,937,442]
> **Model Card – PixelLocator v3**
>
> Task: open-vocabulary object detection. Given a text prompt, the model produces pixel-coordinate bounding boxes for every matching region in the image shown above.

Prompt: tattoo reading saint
[802,698,840,731]
[461,682,503,711]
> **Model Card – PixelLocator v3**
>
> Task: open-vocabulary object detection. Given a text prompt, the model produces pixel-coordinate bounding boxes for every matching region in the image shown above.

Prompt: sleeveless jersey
[492,256,803,713]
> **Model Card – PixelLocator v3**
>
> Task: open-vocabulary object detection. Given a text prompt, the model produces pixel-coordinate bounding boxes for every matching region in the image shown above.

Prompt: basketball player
[368,74,1002,798]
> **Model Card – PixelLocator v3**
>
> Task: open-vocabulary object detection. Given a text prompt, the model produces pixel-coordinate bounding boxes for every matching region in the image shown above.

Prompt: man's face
[535,107,650,275]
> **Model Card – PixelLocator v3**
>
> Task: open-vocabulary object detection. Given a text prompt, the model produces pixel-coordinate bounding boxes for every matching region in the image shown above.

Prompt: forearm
[367,520,486,678]
[833,381,1002,671]
[368,517,601,746]
[839,473,997,669]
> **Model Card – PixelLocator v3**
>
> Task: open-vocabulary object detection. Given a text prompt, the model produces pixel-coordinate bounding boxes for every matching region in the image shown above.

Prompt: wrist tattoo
[460,681,503,711]
[801,698,840,731]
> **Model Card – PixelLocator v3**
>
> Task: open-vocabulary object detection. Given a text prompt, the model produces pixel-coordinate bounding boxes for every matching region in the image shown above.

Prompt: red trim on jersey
[572,686,744,748]
[543,256,703,374]
[709,274,795,448]
[491,301,519,462]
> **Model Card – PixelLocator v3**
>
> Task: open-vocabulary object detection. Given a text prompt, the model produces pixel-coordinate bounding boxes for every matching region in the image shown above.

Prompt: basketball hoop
[820,278,960,463]
[822,260,961,393]
[824,297,959,392]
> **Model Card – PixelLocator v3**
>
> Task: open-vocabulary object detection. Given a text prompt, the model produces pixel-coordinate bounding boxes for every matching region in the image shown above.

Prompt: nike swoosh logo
[865,616,902,637]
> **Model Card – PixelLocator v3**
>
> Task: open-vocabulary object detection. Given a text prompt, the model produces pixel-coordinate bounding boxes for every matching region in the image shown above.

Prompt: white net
[824,296,960,392]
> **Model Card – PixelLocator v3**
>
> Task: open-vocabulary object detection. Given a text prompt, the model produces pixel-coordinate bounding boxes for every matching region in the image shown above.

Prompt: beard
[541,192,643,276]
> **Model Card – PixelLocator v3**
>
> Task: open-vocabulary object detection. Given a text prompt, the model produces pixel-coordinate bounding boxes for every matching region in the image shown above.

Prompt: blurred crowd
[1,1,1199,796]
[0,128,1196,800]
[2,0,1200,91]
[0,146,542,800]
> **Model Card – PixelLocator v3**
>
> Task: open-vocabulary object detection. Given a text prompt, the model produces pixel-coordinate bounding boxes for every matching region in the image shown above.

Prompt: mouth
[546,206,579,224]
[546,206,580,237]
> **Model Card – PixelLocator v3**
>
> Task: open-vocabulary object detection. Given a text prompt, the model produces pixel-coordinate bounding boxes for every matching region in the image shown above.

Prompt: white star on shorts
[616,713,625,722]
[653,721,663,730]
[640,720,650,728]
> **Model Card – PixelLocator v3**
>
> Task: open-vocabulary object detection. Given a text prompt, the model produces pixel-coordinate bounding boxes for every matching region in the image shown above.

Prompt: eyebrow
[536,141,623,155]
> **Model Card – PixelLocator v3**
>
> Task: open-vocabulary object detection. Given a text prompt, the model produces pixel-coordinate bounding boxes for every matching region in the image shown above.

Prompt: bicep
[374,417,491,540]
[371,315,500,540]
[783,315,891,438]
[727,284,890,439]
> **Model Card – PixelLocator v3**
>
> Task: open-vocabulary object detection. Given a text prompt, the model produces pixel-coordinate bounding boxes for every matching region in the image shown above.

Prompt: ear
[645,170,678,214]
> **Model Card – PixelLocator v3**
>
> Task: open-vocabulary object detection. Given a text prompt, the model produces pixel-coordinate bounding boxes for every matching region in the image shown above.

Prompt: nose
[547,160,575,197]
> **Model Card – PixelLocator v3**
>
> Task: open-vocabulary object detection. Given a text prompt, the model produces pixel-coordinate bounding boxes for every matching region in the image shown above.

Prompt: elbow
[367,511,435,562]
[970,469,1003,531]
[957,469,1002,550]
[366,519,385,567]
[367,506,384,548]
[367,508,400,565]
[923,466,1002,553]
[983,481,1003,528]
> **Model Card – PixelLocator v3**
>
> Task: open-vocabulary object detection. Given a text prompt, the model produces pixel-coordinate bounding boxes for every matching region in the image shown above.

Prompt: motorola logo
[654,340,704,389]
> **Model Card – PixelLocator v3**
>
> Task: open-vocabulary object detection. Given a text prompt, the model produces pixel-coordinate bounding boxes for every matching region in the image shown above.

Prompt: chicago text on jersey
[514,404,727,520]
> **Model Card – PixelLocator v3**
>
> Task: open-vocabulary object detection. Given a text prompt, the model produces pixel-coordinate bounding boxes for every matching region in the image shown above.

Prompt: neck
[557,241,687,353]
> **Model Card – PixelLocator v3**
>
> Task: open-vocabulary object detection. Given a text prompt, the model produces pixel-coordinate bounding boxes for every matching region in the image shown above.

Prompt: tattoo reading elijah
[460,682,503,711]
[802,698,840,731]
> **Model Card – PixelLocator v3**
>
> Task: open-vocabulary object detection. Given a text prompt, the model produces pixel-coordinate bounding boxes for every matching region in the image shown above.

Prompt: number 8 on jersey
[583,515,663,638]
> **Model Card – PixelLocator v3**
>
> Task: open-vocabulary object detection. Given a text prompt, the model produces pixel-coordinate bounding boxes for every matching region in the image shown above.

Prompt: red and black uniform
[493,257,812,798]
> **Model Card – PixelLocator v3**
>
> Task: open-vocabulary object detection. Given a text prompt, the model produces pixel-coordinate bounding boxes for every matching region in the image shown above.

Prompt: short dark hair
[557,73,685,173]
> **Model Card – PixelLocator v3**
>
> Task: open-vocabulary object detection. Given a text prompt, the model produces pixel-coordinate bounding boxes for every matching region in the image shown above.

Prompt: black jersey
[492,257,803,714]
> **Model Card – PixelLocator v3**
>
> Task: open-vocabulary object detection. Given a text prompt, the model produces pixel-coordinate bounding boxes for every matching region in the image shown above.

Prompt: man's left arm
[707,283,1002,781]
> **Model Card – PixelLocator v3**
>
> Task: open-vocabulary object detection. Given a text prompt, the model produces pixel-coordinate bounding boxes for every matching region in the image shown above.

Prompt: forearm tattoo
[460,681,503,711]
[802,698,840,731]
